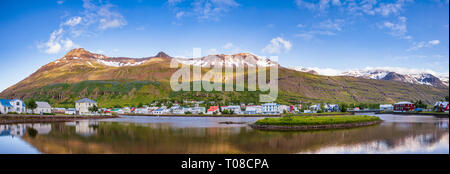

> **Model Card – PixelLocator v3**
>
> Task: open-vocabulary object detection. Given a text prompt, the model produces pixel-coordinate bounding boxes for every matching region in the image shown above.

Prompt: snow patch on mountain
[290,66,449,87]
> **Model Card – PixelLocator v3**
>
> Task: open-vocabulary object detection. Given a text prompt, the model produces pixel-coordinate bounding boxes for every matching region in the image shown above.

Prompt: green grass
[254,115,381,126]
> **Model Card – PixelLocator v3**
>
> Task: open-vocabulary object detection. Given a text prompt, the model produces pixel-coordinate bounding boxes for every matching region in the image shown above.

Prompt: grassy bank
[254,115,381,126]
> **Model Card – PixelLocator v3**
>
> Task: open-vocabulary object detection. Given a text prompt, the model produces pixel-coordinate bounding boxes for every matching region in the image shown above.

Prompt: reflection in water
[0,114,448,154]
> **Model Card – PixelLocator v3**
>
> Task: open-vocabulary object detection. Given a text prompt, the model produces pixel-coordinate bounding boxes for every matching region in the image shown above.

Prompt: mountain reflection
[14,116,449,154]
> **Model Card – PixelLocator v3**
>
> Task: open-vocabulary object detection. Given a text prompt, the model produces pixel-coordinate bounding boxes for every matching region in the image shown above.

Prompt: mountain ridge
[1,48,448,107]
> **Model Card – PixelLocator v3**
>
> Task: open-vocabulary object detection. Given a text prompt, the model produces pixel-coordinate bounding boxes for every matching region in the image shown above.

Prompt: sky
[0,0,449,92]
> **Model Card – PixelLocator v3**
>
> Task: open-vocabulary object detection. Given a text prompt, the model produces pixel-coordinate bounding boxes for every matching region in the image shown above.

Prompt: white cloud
[295,0,341,12]
[38,28,79,54]
[380,16,411,40]
[57,0,64,5]
[407,40,440,51]
[38,0,126,54]
[295,19,343,40]
[63,16,82,27]
[262,37,292,54]
[168,0,240,21]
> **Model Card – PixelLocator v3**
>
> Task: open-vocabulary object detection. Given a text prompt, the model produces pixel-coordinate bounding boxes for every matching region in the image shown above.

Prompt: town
[1,97,449,116]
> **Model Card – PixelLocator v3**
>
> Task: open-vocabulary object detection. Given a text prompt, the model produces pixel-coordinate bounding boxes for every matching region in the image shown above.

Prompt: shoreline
[0,114,119,124]
[249,120,382,131]
[375,111,449,117]
[119,114,281,117]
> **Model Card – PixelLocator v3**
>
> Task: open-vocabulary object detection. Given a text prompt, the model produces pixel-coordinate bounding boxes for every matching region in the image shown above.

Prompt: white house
[262,103,280,115]
[75,98,97,115]
[152,108,169,115]
[380,104,394,111]
[245,105,262,115]
[0,99,26,114]
[29,101,52,114]
[190,107,206,114]
[65,108,76,115]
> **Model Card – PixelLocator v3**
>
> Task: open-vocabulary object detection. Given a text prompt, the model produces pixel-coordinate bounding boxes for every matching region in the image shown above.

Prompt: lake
[0,113,448,154]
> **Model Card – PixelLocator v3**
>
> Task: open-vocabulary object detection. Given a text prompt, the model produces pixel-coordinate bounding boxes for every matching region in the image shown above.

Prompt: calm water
[0,113,448,154]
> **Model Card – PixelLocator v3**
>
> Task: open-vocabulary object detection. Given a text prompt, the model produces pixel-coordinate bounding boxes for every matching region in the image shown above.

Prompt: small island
[250,115,382,131]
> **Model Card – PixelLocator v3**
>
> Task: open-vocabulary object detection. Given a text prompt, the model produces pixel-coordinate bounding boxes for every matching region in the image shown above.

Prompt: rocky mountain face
[0,48,448,107]
[292,67,449,88]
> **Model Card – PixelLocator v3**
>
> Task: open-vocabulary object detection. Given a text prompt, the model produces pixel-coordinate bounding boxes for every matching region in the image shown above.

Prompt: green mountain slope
[0,48,448,107]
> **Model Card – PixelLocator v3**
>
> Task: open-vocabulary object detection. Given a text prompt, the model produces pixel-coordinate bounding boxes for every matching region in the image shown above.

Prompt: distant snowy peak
[175,53,278,68]
[291,66,449,88]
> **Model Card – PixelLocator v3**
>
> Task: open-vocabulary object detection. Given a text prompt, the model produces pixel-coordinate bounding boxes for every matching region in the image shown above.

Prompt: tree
[26,99,37,114]
[340,104,348,112]
[445,96,449,102]
[88,105,99,113]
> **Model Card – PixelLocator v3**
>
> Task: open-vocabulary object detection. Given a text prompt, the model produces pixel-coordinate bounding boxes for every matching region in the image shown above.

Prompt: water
[0,113,448,154]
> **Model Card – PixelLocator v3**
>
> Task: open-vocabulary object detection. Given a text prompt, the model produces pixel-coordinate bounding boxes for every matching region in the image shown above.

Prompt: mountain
[291,67,449,88]
[0,48,448,107]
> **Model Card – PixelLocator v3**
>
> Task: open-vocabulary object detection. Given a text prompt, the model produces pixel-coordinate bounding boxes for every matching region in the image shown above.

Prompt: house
[245,105,262,115]
[380,104,394,111]
[152,107,169,115]
[65,108,76,115]
[111,108,124,114]
[222,105,242,114]
[393,101,415,112]
[52,108,66,114]
[75,98,97,115]
[0,99,26,114]
[327,104,340,112]
[262,103,280,115]
[279,105,290,113]
[434,101,449,112]
[135,107,150,114]
[190,107,206,114]
[309,104,320,111]
[31,101,52,114]
[207,106,219,114]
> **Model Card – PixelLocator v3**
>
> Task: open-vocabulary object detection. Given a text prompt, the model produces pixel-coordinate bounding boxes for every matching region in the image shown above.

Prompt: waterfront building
[434,101,449,112]
[380,104,394,111]
[0,99,26,114]
[52,108,66,114]
[65,108,76,115]
[190,107,206,114]
[245,105,262,115]
[207,106,219,114]
[262,103,280,115]
[393,101,415,112]
[29,101,52,114]
[75,98,97,115]
[152,108,169,115]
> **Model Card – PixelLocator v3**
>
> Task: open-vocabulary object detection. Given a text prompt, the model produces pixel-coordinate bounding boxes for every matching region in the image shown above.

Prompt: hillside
[0,48,448,108]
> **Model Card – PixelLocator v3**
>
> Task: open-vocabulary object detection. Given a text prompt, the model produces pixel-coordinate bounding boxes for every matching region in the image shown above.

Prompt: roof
[76,98,97,104]
[208,106,219,111]
[36,101,52,108]
[395,101,414,105]
[0,99,13,107]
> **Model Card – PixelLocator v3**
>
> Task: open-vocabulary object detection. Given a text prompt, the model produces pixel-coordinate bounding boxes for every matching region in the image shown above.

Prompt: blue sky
[0,0,449,92]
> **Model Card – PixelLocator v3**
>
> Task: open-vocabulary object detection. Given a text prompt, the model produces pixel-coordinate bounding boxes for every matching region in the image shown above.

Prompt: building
[152,108,169,115]
[393,101,415,112]
[30,101,52,114]
[65,108,76,115]
[221,105,242,114]
[207,106,219,114]
[434,101,449,112]
[327,104,340,112]
[190,107,206,114]
[0,99,26,114]
[262,103,280,115]
[135,107,150,114]
[245,105,262,115]
[380,104,394,111]
[52,108,66,114]
[75,98,97,115]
